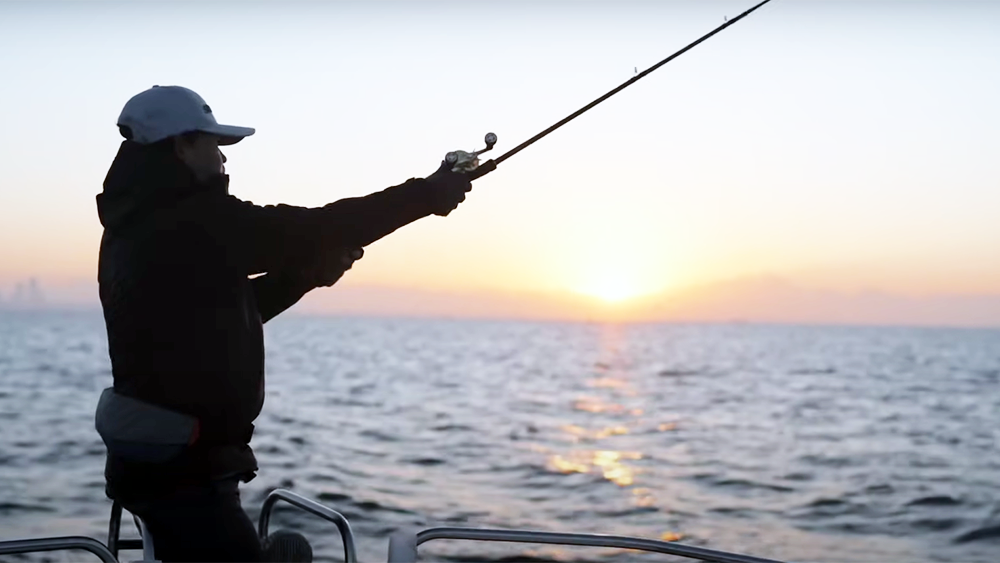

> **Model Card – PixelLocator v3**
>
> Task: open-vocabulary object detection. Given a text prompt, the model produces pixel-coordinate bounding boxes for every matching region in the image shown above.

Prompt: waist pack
[95,387,200,463]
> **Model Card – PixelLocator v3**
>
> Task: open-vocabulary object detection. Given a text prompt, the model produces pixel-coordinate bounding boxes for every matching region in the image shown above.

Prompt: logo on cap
[203,104,212,114]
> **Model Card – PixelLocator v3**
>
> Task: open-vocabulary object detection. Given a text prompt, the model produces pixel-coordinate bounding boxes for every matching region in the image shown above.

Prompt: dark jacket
[98,140,435,499]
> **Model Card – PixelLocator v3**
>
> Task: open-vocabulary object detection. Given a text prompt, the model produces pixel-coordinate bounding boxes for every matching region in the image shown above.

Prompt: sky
[0,0,998,325]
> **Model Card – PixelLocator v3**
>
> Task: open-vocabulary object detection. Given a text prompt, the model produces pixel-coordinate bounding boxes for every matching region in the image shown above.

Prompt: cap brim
[201,124,255,146]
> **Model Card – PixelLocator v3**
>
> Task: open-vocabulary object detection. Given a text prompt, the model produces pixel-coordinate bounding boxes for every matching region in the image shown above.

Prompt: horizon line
[2,304,998,332]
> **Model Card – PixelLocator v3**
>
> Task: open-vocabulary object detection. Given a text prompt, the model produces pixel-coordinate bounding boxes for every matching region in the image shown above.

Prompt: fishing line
[444,0,776,179]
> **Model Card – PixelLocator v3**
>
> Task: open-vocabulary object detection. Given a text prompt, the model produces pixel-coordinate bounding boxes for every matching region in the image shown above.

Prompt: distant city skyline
[0,277,46,308]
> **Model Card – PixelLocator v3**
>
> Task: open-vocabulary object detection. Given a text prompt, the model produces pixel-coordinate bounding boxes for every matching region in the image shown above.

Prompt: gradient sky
[1,0,998,323]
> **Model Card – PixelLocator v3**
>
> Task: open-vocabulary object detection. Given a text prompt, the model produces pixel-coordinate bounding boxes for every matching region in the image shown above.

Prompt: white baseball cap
[117,85,255,146]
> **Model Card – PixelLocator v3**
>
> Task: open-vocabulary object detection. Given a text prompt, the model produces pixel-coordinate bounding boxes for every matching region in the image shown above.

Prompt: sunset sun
[576,274,643,304]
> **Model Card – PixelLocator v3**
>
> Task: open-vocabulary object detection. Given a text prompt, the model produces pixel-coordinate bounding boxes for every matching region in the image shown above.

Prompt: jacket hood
[97,141,228,232]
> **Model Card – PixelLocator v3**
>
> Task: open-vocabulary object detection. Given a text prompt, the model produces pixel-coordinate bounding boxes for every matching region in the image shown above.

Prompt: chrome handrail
[258,488,357,563]
[0,536,119,563]
[107,500,145,557]
[0,497,789,563]
[388,527,787,563]
[108,500,123,555]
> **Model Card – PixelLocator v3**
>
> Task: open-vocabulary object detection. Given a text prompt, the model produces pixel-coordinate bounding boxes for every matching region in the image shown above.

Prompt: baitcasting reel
[445,132,497,173]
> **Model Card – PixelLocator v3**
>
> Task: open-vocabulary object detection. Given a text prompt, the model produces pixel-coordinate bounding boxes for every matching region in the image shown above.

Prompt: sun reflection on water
[587,377,628,389]
[532,323,692,546]
[548,450,643,486]
[631,487,656,507]
[572,396,618,413]
[660,531,685,542]
[560,424,629,441]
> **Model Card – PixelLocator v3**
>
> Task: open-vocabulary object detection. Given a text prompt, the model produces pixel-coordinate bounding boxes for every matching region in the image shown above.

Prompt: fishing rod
[445,0,774,179]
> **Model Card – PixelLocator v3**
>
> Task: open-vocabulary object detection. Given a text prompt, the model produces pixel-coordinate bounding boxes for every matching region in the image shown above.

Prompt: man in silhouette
[94,85,472,562]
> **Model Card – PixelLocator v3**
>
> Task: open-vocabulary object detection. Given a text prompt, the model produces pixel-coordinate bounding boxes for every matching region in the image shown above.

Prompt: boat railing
[0,536,119,563]
[259,488,358,563]
[387,527,787,563]
[107,500,146,558]
[0,490,786,563]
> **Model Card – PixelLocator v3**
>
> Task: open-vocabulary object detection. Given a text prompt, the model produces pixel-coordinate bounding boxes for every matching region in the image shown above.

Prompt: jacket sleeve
[209,178,434,276]
[251,273,315,324]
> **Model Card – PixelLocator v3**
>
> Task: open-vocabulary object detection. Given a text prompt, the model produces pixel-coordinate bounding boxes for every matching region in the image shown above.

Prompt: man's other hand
[304,247,363,288]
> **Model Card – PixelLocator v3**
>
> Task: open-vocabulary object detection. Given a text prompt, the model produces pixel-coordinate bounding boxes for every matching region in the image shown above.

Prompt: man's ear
[172,136,189,162]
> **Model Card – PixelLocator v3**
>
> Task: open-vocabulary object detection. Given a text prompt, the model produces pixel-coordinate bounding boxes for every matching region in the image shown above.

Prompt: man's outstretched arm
[208,162,471,279]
